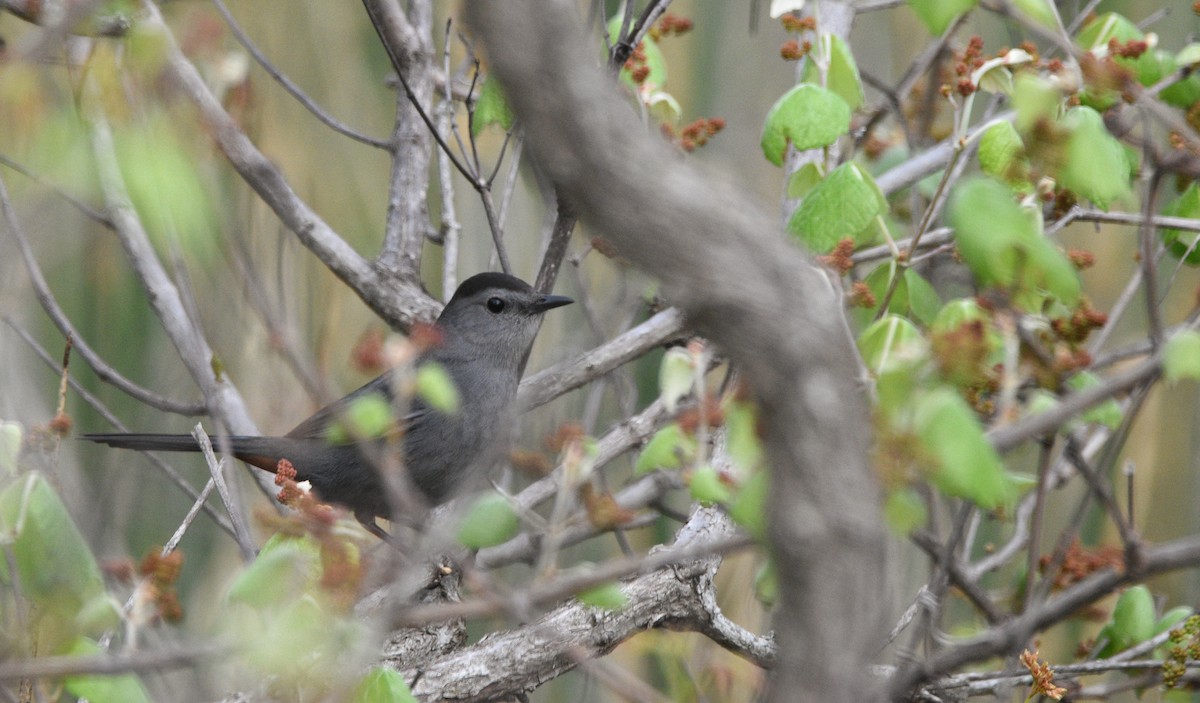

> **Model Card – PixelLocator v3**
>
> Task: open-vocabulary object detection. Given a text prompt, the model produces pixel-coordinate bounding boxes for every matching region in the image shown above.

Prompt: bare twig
[209,0,389,149]
[0,174,206,416]
[0,643,221,681]
[191,424,257,560]
[517,307,685,411]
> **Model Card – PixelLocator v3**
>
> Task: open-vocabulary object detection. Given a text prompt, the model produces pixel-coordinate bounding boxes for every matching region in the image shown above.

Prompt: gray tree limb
[463,4,888,702]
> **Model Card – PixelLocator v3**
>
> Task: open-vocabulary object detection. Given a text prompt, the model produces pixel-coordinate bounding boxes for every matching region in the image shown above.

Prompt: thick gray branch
[464,4,887,702]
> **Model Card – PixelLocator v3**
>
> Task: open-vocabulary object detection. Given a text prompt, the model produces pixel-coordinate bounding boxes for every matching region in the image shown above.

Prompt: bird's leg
[357,512,408,554]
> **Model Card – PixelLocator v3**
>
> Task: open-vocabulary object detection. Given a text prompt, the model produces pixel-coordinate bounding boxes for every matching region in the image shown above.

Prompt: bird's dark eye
[486,297,506,313]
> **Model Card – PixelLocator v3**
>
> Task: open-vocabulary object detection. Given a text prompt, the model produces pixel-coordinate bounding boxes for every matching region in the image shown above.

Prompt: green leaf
[325,394,394,444]
[753,560,777,607]
[1156,607,1194,636]
[228,539,318,608]
[800,34,865,110]
[787,162,886,252]
[352,667,417,703]
[457,491,520,549]
[978,121,1030,189]
[472,76,514,137]
[645,90,682,125]
[725,400,764,473]
[578,581,629,610]
[728,469,770,541]
[1066,372,1123,428]
[908,0,979,36]
[761,84,851,166]
[0,421,21,477]
[1161,184,1200,265]
[607,17,667,92]
[62,637,151,703]
[948,177,1081,308]
[658,347,695,413]
[1099,585,1156,656]
[1058,106,1130,209]
[1011,0,1057,28]
[855,263,940,325]
[931,300,1003,359]
[875,366,922,420]
[1012,73,1061,133]
[634,424,697,474]
[914,387,1014,510]
[415,362,460,414]
[884,488,927,534]
[0,473,108,642]
[1076,13,1143,51]
[857,314,927,376]
[689,464,733,505]
[233,595,372,694]
[786,162,824,199]
[1164,331,1200,383]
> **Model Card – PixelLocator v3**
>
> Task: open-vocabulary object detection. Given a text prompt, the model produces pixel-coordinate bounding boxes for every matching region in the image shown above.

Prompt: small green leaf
[908,0,979,36]
[914,387,1014,510]
[457,492,519,549]
[472,76,514,137]
[645,90,682,125]
[786,162,824,199]
[62,637,151,703]
[875,367,921,419]
[228,539,318,607]
[800,34,865,110]
[1066,372,1123,428]
[578,581,628,610]
[325,394,394,444]
[416,362,460,414]
[1156,607,1194,636]
[1076,13,1143,51]
[978,121,1030,189]
[728,469,770,541]
[769,0,806,17]
[689,464,733,505]
[753,560,777,607]
[1178,44,1200,68]
[1011,0,1057,28]
[0,421,21,476]
[1160,184,1200,265]
[761,84,851,166]
[857,314,927,376]
[607,17,667,91]
[787,162,886,252]
[0,473,108,642]
[930,299,1004,366]
[725,400,764,473]
[634,424,697,474]
[1058,106,1130,209]
[884,488,927,534]
[1101,585,1156,656]
[658,347,695,413]
[855,263,940,326]
[949,177,1081,308]
[1012,73,1061,133]
[352,667,418,703]
[1164,331,1200,383]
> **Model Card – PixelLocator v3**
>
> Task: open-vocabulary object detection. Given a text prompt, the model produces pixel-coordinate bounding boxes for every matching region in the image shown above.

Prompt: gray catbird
[84,272,572,538]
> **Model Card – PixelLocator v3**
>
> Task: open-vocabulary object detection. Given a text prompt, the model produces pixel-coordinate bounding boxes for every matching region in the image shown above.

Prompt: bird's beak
[533,294,573,312]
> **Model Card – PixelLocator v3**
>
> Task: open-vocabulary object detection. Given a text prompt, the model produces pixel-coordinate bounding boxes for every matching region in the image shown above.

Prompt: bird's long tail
[82,433,286,473]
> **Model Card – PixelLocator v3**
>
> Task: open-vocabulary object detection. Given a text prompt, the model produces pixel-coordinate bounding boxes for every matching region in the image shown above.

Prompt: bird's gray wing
[285,372,430,440]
